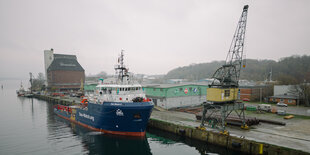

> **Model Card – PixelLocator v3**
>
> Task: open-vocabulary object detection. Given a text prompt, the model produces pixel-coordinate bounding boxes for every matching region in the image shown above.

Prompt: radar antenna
[114,50,129,84]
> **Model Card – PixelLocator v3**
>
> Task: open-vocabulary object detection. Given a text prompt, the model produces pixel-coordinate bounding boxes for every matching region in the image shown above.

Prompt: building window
[160,88,163,92]
[280,99,284,102]
[224,90,230,97]
[153,88,156,91]
[288,99,292,103]
[189,87,192,91]
[179,88,183,91]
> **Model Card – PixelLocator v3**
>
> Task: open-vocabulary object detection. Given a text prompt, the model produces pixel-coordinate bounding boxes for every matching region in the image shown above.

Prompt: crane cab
[206,87,238,103]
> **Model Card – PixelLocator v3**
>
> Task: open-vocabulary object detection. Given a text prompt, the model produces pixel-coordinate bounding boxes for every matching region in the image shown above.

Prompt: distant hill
[165,55,310,84]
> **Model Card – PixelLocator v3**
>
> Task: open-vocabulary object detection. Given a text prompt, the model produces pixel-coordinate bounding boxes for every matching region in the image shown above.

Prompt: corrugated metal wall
[144,84,208,98]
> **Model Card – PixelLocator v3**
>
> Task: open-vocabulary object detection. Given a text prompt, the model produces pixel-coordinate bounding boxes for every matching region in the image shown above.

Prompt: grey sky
[0,0,309,78]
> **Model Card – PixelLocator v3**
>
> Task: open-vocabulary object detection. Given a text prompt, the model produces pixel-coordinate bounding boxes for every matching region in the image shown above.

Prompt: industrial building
[269,85,299,105]
[44,49,85,91]
[143,83,208,109]
[269,94,298,105]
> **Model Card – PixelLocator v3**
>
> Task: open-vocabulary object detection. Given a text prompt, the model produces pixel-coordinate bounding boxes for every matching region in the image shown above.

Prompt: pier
[150,111,310,155]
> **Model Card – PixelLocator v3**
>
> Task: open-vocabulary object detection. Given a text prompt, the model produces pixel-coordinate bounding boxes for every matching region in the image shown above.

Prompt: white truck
[258,104,271,112]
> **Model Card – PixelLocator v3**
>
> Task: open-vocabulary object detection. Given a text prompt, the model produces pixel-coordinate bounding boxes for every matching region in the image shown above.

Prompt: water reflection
[147,128,243,155]
[54,116,152,155]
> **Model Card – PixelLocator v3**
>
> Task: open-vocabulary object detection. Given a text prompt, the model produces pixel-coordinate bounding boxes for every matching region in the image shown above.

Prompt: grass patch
[244,101,298,107]
[243,101,275,105]
[292,114,310,119]
[243,110,310,120]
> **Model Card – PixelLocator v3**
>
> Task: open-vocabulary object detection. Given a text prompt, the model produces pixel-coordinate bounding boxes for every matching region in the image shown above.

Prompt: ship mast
[115,50,129,84]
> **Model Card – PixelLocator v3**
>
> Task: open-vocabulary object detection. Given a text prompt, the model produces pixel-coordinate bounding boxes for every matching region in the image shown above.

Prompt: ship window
[224,90,230,97]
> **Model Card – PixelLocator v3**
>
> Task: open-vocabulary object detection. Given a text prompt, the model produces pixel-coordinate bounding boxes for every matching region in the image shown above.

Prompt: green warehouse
[143,83,208,109]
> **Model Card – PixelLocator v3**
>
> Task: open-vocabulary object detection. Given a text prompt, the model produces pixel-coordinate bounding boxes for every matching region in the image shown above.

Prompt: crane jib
[208,5,249,103]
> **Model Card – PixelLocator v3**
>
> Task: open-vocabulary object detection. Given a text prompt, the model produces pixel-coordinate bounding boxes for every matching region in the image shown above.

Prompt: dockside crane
[200,5,249,134]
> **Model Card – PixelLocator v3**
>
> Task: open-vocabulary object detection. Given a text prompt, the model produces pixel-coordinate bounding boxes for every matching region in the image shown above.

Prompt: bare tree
[289,83,310,106]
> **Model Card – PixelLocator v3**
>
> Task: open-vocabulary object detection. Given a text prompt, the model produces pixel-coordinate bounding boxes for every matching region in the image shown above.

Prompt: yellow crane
[200,5,249,133]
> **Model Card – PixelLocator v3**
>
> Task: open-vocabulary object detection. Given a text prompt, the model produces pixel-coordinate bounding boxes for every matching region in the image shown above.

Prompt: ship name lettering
[111,103,122,106]
[79,112,95,122]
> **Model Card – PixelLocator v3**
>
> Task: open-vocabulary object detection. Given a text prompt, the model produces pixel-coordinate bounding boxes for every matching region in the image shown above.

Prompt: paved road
[244,102,310,116]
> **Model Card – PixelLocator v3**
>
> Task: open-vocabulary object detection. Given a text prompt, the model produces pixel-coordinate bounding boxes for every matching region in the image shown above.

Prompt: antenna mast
[114,50,129,84]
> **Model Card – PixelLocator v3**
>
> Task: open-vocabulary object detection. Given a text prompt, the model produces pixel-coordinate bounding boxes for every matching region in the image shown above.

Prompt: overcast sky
[0,0,309,78]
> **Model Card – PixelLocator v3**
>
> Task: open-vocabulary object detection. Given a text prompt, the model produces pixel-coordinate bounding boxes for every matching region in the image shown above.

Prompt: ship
[54,51,154,137]
[16,82,26,96]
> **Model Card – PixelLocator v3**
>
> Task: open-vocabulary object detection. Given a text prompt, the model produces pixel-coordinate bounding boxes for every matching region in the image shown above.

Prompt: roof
[143,83,209,88]
[239,85,268,88]
[54,54,77,59]
[96,84,142,88]
[270,94,299,99]
[47,56,84,71]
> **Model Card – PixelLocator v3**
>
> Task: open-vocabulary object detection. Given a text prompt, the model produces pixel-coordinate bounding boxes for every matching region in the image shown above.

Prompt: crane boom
[210,5,249,88]
[207,5,249,103]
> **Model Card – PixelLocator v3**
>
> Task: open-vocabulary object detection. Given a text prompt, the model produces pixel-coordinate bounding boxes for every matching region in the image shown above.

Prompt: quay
[150,111,310,155]
[33,94,81,105]
[33,94,310,155]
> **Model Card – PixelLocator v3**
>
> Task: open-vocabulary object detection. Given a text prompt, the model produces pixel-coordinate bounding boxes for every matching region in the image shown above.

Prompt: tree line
[165,55,310,84]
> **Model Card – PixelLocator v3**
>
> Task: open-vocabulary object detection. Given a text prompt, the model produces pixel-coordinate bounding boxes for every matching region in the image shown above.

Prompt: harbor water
[0,80,242,155]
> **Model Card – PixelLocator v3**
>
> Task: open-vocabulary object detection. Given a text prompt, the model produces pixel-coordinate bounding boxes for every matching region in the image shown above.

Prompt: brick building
[269,85,300,105]
[269,94,298,105]
[44,49,85,91]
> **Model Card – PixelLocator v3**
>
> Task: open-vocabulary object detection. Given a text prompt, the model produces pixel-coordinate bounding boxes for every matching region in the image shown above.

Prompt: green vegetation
[31,72,45,91]
[291,114,310,120]
[244,101,272,105]
[165,55,310,83]
[244,109,310,120]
